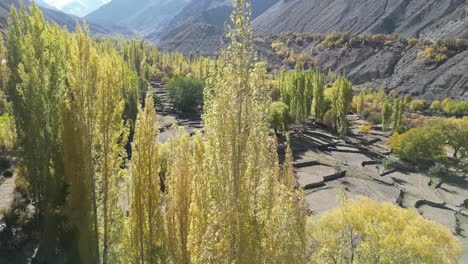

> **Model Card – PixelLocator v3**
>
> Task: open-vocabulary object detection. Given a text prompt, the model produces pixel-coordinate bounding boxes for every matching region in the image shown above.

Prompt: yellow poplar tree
[95,51,129,264]
[187,0,308,262]
[129,92,166,263]
[166,127,193,264]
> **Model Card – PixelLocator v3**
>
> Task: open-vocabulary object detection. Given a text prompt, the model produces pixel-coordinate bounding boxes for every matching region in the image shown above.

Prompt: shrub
[161,76,170,85]
[358,124,372,134]
[418,45,449,64]
[403,94,412,105]
[367,112,382,125]
[388,127,446,165]
[407,36,418,47]
[394,125,409,134]
[167,77,204,113]
[430,100,442,111]
[442,99,468,116]
[269,101,291,132]
[409,99,428,111]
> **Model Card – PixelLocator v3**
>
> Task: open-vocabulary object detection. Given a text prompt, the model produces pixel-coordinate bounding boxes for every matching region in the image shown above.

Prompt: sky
[39,0,111,16]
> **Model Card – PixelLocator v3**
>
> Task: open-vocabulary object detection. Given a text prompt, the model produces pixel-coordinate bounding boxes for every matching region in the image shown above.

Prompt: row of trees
[3,2,308,263]
[2,2,462,263]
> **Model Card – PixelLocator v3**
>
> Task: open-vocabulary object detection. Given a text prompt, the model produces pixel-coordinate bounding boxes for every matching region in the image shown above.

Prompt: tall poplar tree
[95,51,128,264]
[186,1,307,262]
[330,75,353,137]
[166,128,193,263]
[382,100,392,131]
[311,68,326,122]
[129,92,166,263]
[6,4,66,260]
[62,25,100,263]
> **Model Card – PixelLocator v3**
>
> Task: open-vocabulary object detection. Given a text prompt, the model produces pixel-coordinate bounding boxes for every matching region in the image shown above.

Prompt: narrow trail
[0,175,16,222]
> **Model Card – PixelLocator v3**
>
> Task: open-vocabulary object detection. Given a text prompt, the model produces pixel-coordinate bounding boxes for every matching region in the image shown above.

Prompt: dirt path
[0,175,16,221]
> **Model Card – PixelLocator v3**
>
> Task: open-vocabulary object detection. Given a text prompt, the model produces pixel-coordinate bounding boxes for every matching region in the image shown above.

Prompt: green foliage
[441,98,468,116]
[330,75,354,137]
[269,101,291,132]
[310,68,327,122]
[430,100,443,111]
[381,100,392,131]
[167,77,204,113]
[388,127,447,165]
[0,114,15,151]
[279,65,314,123]
[409,99,428,111]
[403,94,412,105]
[391,99,403,130]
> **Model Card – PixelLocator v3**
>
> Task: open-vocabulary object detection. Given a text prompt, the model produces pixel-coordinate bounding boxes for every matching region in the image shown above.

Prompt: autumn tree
[129,92,166,263]
[186,1,308,262]
[165,128,193,263]
[95,51,129,264]
[309,196,462,263]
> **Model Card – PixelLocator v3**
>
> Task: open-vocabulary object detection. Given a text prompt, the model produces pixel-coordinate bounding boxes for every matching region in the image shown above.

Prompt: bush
[388,127,446,165]
[409,99,428,111]
[367,112,382,125]
[403,94,412,105]
[442,99,468,116]
[358,124,372,134]
[161,76,171,85]
[394,125,409,134]
[430,100,442,111]
[269,101,291,132]
[167,77,204,113]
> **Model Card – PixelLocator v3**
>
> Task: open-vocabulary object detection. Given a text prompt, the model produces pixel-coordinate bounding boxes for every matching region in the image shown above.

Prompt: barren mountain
[158,0,280,53]
[253,0,468,39]
[256,33,468,101]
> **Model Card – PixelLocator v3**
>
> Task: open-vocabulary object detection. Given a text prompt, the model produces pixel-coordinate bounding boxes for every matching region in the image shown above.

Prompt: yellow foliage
[308,196,462,264]
[358,124,373,134]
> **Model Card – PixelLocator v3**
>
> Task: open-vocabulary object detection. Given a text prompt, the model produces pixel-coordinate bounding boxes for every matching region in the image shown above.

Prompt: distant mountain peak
[36,0,110,17]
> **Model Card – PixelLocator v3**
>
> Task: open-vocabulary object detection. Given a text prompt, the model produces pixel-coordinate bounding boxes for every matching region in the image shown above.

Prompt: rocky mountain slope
[86,0,191,36]
[257,33,468,101]
[253,0,468,39]
[158,0,279,53]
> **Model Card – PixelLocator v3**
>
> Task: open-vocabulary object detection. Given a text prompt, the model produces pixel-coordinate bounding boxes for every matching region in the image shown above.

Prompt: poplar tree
[311,67,326,122]
[129,92,166,263]
[166,128,193,263]
[187,1,307,262]
[330,75,353,137]
[6,4,66,260]
[382,100,392,131]
[392,99,403,129]
[95,51,129,264]
[62,25,100,263]
[356,89,365,117]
